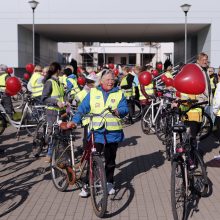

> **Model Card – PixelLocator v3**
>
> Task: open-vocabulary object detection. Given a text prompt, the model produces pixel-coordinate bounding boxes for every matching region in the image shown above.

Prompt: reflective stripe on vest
[120,75,133,98]
[89,88,123,131]
[138,83,154,100]
[47,79,65,111]
[68,78,80,96]
[75,89,90,125]
[30,72,43,97]
[75,89,88,105]
[210,77,215,89]
[0,72,8,92]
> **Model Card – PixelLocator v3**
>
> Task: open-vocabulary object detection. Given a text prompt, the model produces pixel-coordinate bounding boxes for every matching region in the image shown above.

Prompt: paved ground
[1,121,220,220]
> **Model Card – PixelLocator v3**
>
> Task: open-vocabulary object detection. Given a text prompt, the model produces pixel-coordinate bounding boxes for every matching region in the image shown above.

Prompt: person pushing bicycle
[68,69,128,197]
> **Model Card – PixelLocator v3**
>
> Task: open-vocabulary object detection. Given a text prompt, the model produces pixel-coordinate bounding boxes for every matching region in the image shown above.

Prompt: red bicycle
[50,107,117,217]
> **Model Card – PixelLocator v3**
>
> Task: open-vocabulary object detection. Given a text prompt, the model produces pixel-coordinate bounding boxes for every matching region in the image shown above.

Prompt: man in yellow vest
[208,67,218,96]
[120,66,135,124]
[68,69,128,197]
[27,65,44,103]
[0,64,13,117]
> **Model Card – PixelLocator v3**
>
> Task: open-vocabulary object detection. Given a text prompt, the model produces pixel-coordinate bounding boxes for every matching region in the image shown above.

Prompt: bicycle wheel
[32,120,47,157]
[198,112,213,141]
[155,113,167,141]
[171,160,187,220]
[0,113,7,135]
[90,155,108,218]
[141,106,153,134]
[192,150,208,197]
[51,140,69,192]
[24,107,39,136]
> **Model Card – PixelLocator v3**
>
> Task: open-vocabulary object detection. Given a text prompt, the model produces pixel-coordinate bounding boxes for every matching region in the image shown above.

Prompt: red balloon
[138,71,152,86]
[77,67,81,74]
[26,63,35,73]
[113,69,119,77]
[7,67,13,74]
[165,78,174,87]
[77,77,86,86]
[23,73,30,80]
[157,91,163,97]
[152,69,159,77]
[176,91,181,98]
[173,64,206,95]
[108,63,114,69]
[5,77,21,96]
[160,75,168,82]
[156,63,163,70]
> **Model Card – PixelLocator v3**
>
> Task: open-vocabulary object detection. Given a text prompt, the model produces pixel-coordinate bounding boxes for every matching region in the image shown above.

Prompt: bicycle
[32,104,76,157]
[141,91,174,134]
[50,107,118,218]
[170,101,209,220]
[0,92,45,137]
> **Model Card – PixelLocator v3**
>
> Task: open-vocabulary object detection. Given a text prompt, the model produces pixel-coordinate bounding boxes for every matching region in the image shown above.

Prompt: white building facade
[0,0,219,68]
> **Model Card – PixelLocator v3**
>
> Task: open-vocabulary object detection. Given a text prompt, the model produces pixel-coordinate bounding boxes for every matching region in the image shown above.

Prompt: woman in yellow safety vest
[27,65,44,103]
[41,62,66,162]
[67,69,128,197]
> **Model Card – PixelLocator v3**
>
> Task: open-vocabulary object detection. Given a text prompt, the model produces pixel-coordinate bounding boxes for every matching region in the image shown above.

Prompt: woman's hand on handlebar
[67,121,77,129]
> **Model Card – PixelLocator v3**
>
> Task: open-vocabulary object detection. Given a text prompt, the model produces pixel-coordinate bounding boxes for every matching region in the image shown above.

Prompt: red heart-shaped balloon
[173,64,205,95]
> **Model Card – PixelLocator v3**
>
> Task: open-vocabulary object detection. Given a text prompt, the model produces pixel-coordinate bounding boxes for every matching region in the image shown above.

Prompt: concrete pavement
[1,121,220,220]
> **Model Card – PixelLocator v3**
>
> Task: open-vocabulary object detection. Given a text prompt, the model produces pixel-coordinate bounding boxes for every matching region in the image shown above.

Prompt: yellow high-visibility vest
[29,72,43,97]
[210,77,215,90]
[120,75,133,98]
[59,75,67,87]
[138,83,154,100]
[180,93,202,122]
[0,72,8,92]
[46,79,65,111]
[67,78,80,97]
[89,88,123,131]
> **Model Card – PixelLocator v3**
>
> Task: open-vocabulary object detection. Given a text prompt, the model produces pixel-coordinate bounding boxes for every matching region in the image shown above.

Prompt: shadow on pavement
[119,135,141,148]
[0,167,48,218]
[105,150,165,218]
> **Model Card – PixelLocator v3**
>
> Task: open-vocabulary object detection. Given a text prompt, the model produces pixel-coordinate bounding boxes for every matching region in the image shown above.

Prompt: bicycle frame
[0,97,44,136]
[143,97,165,126]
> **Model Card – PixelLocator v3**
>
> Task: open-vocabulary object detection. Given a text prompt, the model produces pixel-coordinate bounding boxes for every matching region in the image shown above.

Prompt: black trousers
[2,93,13,116]
[127,98,134,122]
[95,142,118,184]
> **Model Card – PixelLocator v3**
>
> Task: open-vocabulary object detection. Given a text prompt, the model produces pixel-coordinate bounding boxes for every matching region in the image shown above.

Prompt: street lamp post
[181,4,191,64]
[28,0,39,65]
[141,47,144,66]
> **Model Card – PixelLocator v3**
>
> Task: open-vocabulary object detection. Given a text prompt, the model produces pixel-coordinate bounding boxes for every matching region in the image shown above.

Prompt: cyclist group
[1,51,220,203]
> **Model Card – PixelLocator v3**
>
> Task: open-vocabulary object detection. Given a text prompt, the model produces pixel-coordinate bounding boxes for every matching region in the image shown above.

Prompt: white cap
[85,72,98,82]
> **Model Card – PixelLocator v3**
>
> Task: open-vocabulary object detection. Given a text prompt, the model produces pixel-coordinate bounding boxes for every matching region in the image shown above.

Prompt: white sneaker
[79,187,90,197]
[214,154,220,160]
[107,182,115,195]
